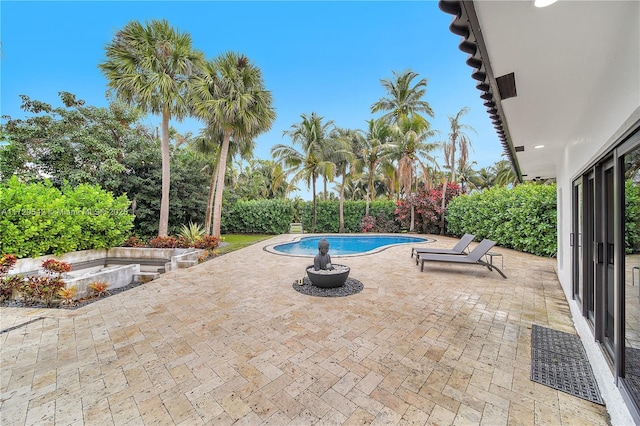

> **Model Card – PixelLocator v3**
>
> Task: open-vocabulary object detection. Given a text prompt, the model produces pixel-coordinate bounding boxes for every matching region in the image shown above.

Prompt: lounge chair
[418,238,507,278]
[411,233,475,262]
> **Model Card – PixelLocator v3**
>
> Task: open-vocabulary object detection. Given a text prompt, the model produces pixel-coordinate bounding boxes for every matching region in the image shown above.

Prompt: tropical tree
[360,118,394,216]
[391,114,438,231]
[330,128,362,233]
[469,166,495,190]
[493,159,519,187]
[442,107,475,183]
[271,112,335,232]
[190,52,276,238]
[100,19,204,236]
[371,70,434,125]
[439,107,475,234]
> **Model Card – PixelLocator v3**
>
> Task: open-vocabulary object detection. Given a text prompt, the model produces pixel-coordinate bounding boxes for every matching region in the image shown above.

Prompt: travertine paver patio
[0,234,610,425]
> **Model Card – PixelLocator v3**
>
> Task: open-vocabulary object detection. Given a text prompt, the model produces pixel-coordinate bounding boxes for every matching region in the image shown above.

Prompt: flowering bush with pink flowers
[395,182,463,234]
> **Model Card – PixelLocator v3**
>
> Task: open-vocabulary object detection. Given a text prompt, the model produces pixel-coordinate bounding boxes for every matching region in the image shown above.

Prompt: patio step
[176,260,197,269]
[134,272,160,283]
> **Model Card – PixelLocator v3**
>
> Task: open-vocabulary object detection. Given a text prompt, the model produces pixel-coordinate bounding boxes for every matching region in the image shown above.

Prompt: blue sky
[1,1,504,199]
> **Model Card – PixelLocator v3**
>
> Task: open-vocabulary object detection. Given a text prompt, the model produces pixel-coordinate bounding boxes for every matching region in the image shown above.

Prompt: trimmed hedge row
[220,199,398,234]
[0,177,134,258]
[446,183,557,257]
[221,199,296,234]
[301,200,397,233]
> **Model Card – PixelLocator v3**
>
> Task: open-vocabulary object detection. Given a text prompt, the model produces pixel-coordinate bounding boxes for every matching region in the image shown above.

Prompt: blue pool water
[272,235,429,256]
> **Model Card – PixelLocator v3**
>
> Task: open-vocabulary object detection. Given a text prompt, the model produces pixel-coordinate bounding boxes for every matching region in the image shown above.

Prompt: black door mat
[531,324,604,405]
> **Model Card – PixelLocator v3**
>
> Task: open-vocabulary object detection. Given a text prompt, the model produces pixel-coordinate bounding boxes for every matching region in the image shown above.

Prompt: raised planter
[306,264,350,288]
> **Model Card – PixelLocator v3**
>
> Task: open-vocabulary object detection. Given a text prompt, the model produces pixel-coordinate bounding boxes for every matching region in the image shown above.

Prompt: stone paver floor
[0,234,610,425]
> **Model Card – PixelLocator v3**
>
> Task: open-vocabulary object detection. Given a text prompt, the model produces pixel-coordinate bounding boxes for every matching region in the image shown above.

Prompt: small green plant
[178,222,205,245]
[89,281,110,297]
[58,286,77,306]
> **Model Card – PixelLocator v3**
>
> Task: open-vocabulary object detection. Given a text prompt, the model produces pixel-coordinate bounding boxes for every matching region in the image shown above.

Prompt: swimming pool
[269,235,431,256]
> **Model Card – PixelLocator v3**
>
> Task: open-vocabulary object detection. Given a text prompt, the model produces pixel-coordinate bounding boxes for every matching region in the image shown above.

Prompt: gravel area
[292,276,364,297]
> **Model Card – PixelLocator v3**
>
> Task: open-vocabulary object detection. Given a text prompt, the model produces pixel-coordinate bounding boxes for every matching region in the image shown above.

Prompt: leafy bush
[300,200,397,233]
[221,199,295,234]
[0,177,134,258]
[0,254,21,302]
[395,183,462,234]
[446,183,557,257]
[149,236,181,248]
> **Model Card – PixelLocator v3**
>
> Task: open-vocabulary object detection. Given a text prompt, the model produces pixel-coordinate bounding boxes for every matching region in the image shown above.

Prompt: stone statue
[313,238,334,271]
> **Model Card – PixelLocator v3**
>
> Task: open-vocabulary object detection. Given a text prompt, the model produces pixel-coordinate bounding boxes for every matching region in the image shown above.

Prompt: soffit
[440,0,639,181]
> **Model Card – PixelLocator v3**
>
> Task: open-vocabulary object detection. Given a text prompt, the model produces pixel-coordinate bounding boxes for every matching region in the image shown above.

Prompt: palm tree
[100,19,204,236]
[371,70,434,125]
[361,118,394,216]
[271,112,335,232]
[457,161,479,192]
[440,107,475,234]
[493,159,519,187]
[330,128,362,233]
[469,166,495,190]
[192,125,255,234]
[190,52,276,238]
[391,115,438,231]
[442,107,475,183]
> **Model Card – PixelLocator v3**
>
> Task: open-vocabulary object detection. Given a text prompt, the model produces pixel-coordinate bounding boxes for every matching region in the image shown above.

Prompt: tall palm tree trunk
[212,130,232,239]
[409,173,415,232]
[204,154,220,235]
[312,172,317,233]
[439,177,448,235]
[339,174,346,233]
[159,108,171,237]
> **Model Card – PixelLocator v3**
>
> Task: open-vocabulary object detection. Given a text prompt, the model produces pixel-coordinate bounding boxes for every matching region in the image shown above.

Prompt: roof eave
[439,0,523,182]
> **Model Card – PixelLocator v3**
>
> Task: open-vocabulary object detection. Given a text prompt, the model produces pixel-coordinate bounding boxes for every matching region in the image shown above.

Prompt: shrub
[0,254,17,275]
[360,215,375,232]
[446,183,557,257]
[0,255,21,302]
[0,177,134,258]
[122,236,146,247]
[395,182,463,234]
[178,222,205,245]
[193,235,219,250]
[41,259,72,276]
[221,199,295,234]
[149,236,179,248]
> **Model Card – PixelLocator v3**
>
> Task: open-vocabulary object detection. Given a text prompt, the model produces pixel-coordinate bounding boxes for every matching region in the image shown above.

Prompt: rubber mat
[530,324,604,405]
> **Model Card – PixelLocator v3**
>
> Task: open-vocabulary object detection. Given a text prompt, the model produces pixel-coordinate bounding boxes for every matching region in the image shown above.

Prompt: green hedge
[220,199,398,234]
[301,200,397,233]
[446,183,557,257]
[221,199,295,234]
[0,177,134,258]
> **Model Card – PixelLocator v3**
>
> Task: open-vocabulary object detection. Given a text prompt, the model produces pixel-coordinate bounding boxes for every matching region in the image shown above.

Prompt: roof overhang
[439,0,640,182]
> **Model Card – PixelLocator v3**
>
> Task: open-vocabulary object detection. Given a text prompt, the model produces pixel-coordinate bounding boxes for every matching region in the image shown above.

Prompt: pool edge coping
[263,233,435,258]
